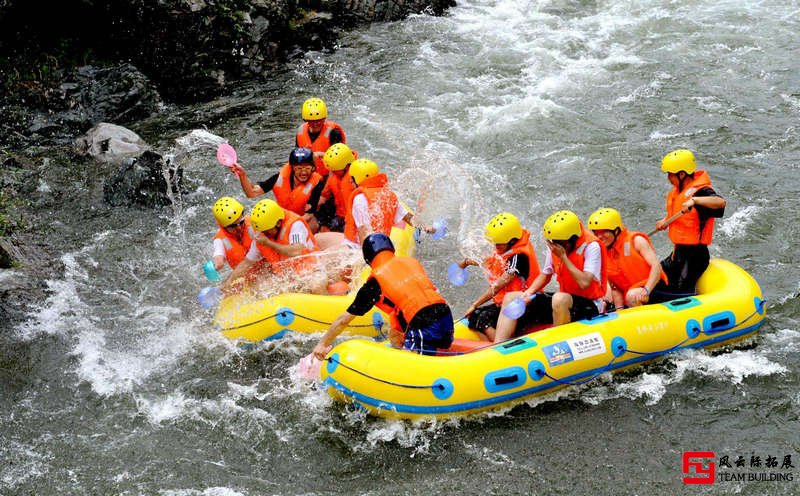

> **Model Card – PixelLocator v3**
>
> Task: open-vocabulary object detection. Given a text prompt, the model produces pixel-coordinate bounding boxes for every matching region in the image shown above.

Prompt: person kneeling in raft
[222,198,333,295]
[312,233,454,359]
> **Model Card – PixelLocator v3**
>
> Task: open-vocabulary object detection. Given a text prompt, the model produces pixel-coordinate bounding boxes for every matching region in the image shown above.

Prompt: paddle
[647,210,687,236]
[203,260,222,282]
[216,143,238,172]
[297,353,324,381]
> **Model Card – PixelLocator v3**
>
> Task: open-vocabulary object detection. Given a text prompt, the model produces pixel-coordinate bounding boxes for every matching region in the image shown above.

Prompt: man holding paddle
[656,149,726,293]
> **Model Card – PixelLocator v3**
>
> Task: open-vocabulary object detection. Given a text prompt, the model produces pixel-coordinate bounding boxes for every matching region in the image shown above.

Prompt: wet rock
[103,150,183,208]
[73,64,162,125]
[74,123,150,166]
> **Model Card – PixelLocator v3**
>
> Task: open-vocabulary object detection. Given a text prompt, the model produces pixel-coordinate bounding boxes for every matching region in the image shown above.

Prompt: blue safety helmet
[362,233,395,265]
[289,147,314,165]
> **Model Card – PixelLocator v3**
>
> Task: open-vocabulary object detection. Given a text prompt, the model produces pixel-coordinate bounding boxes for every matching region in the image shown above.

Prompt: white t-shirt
[351,193,408,228]
[541,240,603,310]
[212,238,227,258]
[245,221,315,261]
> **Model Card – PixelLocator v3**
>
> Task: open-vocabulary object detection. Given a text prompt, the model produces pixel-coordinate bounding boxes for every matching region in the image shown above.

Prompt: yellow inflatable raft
[320,258,766,420]
[214,224,417,342]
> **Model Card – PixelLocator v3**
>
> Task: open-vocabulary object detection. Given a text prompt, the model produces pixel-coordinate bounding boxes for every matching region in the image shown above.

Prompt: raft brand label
[542,333,606,366]
[542,342,573,366]
[566,332,605,360]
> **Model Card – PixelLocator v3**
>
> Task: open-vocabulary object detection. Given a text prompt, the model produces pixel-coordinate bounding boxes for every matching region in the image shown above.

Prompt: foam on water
[718,204,762,238]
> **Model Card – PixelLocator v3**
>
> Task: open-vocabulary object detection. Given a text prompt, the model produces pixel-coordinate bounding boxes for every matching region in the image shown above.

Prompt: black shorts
[528,292,600,323]
[468,300,545,333]
[661,244,709,293]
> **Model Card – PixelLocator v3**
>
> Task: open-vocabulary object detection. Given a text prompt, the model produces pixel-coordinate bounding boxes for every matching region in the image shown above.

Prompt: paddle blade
[197,286,222,309]
[447,262,469,286]
[430,218,448,240]
[203,260,222,282]
[297,353,323,381]
[502,297,527,319]
[216,143,237,167]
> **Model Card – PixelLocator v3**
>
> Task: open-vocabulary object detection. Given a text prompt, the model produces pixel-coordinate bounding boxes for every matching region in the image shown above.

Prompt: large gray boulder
[103,150,183,208]
[74,123,150,166]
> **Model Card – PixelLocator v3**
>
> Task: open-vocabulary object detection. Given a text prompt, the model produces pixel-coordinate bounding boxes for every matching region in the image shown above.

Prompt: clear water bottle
[447,262,469,286]
[430,219,448,241]
[502,296,528,319]
[197,286,222,309]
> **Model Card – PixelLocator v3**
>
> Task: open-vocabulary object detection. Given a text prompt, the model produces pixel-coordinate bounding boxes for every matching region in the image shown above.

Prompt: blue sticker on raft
[542,341,574,367]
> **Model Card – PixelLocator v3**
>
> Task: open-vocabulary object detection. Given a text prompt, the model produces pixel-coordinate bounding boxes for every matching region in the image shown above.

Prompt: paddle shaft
[647,210,686,237]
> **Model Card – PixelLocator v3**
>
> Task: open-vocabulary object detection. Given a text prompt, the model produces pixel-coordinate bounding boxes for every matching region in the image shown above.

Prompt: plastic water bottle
[197,286,222,309]
[203,260,222,282]
[447,262,469,286]
[430,219,448,241]
[502,296,528,319]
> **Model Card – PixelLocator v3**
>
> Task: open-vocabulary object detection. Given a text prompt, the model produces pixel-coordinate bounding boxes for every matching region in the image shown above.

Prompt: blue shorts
[403,312,454,355]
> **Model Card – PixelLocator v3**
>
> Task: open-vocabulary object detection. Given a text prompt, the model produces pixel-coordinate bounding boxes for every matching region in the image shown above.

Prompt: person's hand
[681,198,695,213]
[547,240,567,260]
[313,151,325,160]
[419,224,436,234]
[627,287,649,306]
[655,218,666,231]
[312,342,332,361]
[459,258,478,269]
[229,162,245,178]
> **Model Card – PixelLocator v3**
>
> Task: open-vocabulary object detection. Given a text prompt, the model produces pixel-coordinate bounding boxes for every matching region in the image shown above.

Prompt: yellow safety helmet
[302,97,327,121]
[661,149,696,174]
[213,196,244,227]
[349,158,380,186]
[485,212,523,244]
[323,143,355,172]
[250,199,284,232]
[587,207,623,232]
[543,210,582,241]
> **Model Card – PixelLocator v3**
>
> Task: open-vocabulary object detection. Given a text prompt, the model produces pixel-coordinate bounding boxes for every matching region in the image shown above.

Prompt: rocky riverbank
[0,0,454,324]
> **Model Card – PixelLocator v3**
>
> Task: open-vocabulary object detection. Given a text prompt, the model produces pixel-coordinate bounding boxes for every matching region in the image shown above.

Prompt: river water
[3,0,800,494]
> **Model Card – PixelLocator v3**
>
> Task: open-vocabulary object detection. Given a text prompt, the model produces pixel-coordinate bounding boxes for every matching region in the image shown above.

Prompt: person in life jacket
[211,197,253,271]
[458,213,541,342]
[295,97,346,176]
[342,158,433,247]
[494,210,608,339]
[654,149,726,293]
[229,147,326,233]
[587,207,669,307]
[312,233,454,359]
[314,142,358,233]
[222,199,328,294]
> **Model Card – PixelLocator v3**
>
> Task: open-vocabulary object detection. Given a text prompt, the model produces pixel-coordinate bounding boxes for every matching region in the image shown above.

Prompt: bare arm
[313,312,357,360]
[230,163,265,198]
[547,240,594,289]
[520,272,551,299]
[465,272,516,315]
[255,232,304,258]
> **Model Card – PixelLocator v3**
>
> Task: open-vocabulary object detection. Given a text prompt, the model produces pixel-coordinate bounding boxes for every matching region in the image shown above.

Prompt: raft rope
[327,299,766,391]
[220,310,380,332]
[326,355,442,391]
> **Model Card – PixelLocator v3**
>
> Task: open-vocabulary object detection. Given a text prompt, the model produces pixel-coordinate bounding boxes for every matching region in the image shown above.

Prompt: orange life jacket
[551,225,608,300]
[254,211,319,274]
[295,120,346,176]
[484,229,541,305]
[666,169,715,245]
[370,252,447,332]
[605,228,668,292]
[272,163,323,215]
[213,217,253,268]
[343,173,399,243]
[322,168,356,217]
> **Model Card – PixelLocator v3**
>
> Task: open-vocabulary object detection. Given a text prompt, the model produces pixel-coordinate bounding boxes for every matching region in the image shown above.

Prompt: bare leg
[315,232,346,251]
[493,291,524,343]
[551,291,573,325]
